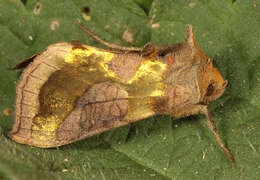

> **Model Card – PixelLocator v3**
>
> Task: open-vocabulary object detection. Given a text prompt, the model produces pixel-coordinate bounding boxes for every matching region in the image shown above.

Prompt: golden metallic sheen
[31,47,167,140]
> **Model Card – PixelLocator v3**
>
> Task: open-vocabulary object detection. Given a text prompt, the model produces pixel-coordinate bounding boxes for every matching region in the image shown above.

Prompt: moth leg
[77,21,156,56]
[172,105,235,168]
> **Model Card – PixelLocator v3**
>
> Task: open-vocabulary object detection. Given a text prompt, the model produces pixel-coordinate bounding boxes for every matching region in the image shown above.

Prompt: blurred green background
[0,0,259,179]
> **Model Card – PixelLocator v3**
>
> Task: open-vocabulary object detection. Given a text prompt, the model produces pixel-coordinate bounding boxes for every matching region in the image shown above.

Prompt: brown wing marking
[55,82,128,143]
[8,43,72,145]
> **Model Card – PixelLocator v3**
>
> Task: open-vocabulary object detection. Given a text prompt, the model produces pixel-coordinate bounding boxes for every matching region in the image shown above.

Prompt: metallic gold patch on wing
[127,60,167,97]
[149,89,164,97]
[31,46,116,141]
[31,90,74,140]
[128,60,167,84]
[65,47,114,65]
[32,115,63,140]
[124,60,167,121]
[65,47,117,79]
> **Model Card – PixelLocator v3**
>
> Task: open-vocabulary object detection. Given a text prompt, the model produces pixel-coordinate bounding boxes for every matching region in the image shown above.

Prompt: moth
[8,22,235,167]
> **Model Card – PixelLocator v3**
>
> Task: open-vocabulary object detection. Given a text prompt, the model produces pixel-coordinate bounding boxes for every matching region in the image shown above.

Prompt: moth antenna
[77,21,143,52]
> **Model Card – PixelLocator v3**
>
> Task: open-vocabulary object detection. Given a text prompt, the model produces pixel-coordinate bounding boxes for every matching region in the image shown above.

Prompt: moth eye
[205,83,215,96]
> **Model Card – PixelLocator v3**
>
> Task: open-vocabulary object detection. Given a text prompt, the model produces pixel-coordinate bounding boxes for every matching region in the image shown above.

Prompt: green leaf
[0,0,259,179]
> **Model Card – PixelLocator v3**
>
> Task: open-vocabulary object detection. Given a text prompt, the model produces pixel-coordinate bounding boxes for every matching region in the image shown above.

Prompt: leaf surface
[0,0,259,179]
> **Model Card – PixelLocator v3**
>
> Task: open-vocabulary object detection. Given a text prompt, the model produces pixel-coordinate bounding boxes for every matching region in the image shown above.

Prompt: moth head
[200,59,228,103]
[160,24,227,103]
[182,25,228,103]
